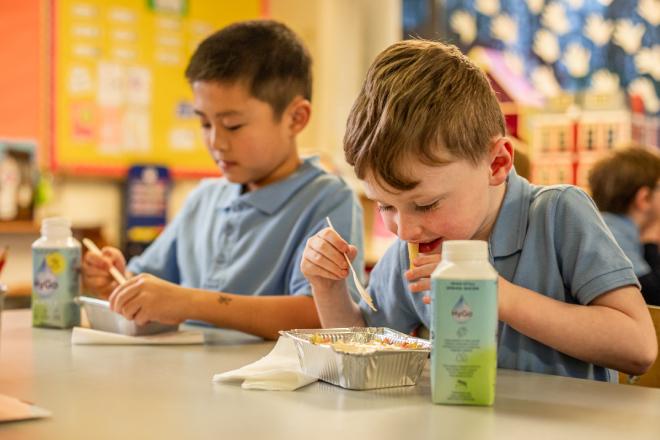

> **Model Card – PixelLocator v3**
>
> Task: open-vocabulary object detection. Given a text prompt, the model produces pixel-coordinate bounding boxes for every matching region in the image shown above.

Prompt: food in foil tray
[309,333,427,353]
[282,327,430,390]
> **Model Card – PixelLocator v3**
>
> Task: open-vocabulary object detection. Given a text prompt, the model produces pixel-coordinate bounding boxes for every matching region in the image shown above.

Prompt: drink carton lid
[41,217,72,237]
[42,217,71,228]
[442,240,488,260]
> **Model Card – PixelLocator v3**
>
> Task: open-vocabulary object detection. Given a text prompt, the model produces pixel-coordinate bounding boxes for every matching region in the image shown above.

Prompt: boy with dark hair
[301,40,656,380]
[83,20,364,339]
[589,146,660,306]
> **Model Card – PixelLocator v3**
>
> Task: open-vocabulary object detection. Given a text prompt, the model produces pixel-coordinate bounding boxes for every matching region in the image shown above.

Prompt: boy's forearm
[310,283,365,328]
[184,290,322,340]
[499,278,657,375]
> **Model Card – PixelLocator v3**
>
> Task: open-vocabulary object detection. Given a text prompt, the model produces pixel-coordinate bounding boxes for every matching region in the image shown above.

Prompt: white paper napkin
[213,336,317,391]
[71,327,204,345]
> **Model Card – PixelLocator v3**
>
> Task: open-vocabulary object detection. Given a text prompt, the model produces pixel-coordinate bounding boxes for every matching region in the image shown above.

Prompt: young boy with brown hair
[589,146,660,306]
[82,20,364,339]
[301,40,657,380]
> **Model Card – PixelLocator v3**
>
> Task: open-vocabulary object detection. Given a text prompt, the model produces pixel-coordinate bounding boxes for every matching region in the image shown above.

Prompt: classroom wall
[273,0,402,165]
[49,0,401,242]
[0,1,45,144]
[36,176,198,246]
[4,0,402,291]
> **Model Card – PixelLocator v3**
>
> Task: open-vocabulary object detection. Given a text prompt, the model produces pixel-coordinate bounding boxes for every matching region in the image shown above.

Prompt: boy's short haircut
[588,146,660,214]
[344,39,505,190]
[185,20,312,118]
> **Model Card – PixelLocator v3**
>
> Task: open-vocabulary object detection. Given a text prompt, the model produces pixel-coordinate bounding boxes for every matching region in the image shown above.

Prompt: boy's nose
[395,213,423,242]
[209,128,229,152]
[213,137,230,152]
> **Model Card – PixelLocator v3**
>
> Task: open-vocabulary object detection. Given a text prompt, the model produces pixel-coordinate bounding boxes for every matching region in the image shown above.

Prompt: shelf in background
[0,220,40,234]
[4,282,30,297]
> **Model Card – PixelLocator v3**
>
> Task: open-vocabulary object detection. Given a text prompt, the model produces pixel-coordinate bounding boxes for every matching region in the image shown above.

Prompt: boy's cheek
[381,215,399,235]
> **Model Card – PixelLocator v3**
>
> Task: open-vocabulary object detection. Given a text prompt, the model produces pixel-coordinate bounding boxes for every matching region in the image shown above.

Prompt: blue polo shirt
[601,213,650,277]
[128,156,364,298]
[360,169,639,382]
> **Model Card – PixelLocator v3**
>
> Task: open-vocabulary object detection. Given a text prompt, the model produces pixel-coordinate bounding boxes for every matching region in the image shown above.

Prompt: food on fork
[407,242,419,269]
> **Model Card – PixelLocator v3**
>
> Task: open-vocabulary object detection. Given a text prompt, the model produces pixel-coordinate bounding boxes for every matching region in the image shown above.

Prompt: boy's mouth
[418,238,442,253]
[219,160,238,171]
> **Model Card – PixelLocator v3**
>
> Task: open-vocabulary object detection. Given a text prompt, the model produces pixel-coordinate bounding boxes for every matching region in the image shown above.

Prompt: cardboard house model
[631,95,660,150]
[470,47,633,187]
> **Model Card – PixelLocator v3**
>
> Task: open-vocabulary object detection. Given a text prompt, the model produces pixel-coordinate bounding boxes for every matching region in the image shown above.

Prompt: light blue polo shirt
[360,169,639,382]
[128,156,364,299]
[601,212,650,277]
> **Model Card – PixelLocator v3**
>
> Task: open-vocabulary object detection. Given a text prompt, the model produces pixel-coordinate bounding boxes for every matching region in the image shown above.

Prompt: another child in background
[301,40,657,381]
[82,20,364,339]
[589,146,660,306]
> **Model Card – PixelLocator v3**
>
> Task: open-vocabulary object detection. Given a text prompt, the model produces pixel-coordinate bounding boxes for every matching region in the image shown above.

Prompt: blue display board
[123,164,170,259]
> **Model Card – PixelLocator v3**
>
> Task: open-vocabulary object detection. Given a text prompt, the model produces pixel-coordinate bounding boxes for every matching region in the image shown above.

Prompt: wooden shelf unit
[4,282,31,297]
[0,220,40,234]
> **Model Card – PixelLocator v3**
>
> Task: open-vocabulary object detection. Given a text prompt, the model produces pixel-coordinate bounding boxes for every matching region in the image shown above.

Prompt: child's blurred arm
[300,227,366,328]
[498,278,657,376]
[82,246,131,298]
[107,273,322,340]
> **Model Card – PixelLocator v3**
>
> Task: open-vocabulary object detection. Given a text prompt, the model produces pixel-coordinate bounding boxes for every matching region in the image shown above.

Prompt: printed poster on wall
[53,0,263,177]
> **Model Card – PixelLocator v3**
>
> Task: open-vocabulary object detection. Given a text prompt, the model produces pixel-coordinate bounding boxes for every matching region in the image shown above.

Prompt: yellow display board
[53,0,263,177]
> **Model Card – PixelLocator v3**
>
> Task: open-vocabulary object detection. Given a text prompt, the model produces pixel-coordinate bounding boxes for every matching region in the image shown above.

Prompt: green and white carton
[431,240,497,405]
[32,217,81,328]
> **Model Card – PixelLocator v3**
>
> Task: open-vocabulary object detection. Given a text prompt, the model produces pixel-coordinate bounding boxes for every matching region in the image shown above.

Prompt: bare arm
[408,255,658,376]
[186,290,321,340]
[108,273,321,340]
[310,281,365,328]
[499,278,657,376]
[300,228,366,328]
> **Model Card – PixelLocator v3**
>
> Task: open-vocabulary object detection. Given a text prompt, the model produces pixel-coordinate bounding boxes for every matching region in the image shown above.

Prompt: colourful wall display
[52,0,264,177]
[0,1,45,146]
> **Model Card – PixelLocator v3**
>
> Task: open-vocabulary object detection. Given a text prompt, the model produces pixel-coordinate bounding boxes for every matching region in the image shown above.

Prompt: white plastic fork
[325,217,377,312]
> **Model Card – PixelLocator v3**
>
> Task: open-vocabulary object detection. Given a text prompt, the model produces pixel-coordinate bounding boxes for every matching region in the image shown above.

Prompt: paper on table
[0,394,51,423]
[71,327,204,345]
[213,336,317,391]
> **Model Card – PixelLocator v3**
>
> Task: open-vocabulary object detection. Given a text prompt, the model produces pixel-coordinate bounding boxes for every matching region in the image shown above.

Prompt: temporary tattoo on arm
[217,295,232,306]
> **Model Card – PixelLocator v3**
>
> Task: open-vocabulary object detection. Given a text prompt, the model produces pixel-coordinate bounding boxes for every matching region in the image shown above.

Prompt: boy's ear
[632,186,651,212]
[287,97,311,135]
[488,137,513,186]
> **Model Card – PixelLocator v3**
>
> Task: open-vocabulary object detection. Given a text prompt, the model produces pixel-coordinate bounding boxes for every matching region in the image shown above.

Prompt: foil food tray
[281,327,430,390]
[77,296,178,336]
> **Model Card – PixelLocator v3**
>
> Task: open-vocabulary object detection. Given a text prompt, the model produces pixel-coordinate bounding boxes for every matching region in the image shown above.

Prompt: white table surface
[1,310,659,440]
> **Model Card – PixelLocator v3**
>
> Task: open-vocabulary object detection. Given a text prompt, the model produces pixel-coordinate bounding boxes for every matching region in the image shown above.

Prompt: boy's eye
[225,124,244,131]
[415,201,439,212]
[377,205,394,212]
[199,121,211,129]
